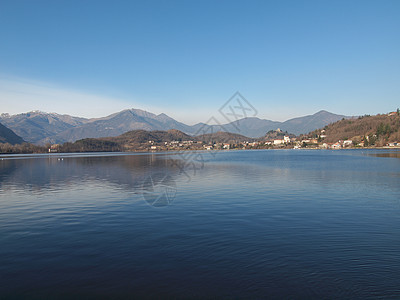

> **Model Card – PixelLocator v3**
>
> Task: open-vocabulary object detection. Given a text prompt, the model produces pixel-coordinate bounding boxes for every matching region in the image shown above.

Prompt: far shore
[1,146,400,157]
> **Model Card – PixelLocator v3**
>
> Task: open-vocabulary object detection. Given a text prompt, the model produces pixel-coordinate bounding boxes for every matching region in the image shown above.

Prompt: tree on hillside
[376,123,392,137]
[368,134,377,145]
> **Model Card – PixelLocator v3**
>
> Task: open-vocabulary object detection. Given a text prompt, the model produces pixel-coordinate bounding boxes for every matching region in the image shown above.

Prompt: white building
[343,140,353,147]
[319,143,328,149]
[273,139,284,145]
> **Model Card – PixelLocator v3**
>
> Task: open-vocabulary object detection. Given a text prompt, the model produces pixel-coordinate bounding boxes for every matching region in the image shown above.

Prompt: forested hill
[308,110,400,146]
[59,129,198,152]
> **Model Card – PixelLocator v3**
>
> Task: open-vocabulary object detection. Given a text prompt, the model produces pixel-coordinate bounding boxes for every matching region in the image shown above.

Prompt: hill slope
[59,129,256,152]
[309,112,400,146]
[0,122,25,145]
[59,129,195,152]
[279,110,348,135]
[116,129,193,144]
[196,131,255,143]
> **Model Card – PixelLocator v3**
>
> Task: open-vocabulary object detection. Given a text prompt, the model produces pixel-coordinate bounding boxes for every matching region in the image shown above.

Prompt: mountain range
[0,109,348,145]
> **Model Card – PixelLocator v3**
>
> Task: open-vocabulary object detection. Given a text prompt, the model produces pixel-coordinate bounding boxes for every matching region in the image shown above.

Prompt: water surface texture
[1,150,400,299]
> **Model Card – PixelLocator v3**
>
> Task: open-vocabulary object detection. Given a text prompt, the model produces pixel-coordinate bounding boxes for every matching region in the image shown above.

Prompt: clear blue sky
[0,0,399,123]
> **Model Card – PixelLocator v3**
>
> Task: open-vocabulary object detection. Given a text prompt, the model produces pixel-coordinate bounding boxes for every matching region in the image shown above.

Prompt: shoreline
[1,146,400,158]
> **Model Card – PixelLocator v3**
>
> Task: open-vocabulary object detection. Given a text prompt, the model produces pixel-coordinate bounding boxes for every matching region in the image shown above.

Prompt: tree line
[0,143,47,154]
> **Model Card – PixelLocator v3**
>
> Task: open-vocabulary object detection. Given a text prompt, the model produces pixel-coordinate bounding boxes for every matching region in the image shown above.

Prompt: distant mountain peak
[128,108,157,118]
[241,116,262,121]
[314,110,334,115]
[156,113,176,122]
[26,110,55,116]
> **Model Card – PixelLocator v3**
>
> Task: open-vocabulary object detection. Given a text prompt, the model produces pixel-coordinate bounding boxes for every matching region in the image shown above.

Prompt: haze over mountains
[0,109,348,145]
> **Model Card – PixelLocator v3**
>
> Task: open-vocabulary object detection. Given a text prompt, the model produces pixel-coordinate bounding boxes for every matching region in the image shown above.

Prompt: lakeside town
[139,129,400,152]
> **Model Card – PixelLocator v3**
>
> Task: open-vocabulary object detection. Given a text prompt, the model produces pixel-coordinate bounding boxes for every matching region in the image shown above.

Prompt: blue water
[0,149,399,299]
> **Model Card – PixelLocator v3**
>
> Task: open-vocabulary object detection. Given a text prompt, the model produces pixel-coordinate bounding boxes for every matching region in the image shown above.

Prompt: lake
[1,149,399,299]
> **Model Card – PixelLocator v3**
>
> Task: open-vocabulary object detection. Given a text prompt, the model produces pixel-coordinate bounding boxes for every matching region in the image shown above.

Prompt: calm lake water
[1,149,399,299]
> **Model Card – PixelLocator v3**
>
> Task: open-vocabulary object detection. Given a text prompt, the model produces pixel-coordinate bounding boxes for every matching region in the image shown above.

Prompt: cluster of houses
[388,142,399,147]
[48,144,60,152]
[261,128,399,149]
[149,140,200,150]
[317,140,354,149]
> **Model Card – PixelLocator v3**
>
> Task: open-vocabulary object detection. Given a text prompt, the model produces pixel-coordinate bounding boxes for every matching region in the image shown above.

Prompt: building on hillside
[303,139,318,144]
[343,140,353,147]
[319,143,329,149]
[273,139,284,145]
[331,142,341,149]
[48,144,59,153]
[284,136,290,143]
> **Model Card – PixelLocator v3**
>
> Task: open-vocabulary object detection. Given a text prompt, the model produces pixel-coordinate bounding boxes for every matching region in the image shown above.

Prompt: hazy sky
[0,0,399,124]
